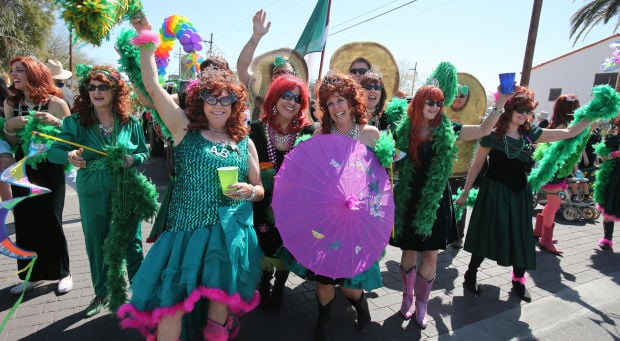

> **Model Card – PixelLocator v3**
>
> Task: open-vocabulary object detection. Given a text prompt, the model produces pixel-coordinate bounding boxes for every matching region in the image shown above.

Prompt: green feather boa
[371,131,395,168]
[102,145,159,312]
[17,115,67,169]
[528,85,620,191]
[592,140,616,205]
[115,28,173,141]
[393,113,457,237]
[425,61,458,107]
[451,187,479,222]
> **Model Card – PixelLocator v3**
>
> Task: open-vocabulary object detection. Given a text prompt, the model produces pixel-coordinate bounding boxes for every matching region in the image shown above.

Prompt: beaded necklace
[265,123,296,170]
[94,116,119,149]
[205,129,239,158]
[503,134,532,159]
[333,123,359,139]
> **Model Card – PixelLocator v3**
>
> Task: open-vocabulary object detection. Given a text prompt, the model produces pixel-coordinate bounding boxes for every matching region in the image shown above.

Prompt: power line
[329,0,403,30]
[329,0,418,37]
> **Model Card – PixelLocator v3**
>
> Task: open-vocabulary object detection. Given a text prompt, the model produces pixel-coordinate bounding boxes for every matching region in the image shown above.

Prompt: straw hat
[45,60,72,80]
[329,42,399,100]
[247,48,308,102]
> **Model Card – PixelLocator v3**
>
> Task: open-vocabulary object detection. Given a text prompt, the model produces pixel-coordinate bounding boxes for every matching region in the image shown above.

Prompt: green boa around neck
[393,113,457,237]
[592,139,616,205]
[528,85,620,192]
[102,145,159,312]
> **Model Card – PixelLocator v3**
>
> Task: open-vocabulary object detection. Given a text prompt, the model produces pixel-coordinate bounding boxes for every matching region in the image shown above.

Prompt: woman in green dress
[47,65,149,317]
[456,86,593,302]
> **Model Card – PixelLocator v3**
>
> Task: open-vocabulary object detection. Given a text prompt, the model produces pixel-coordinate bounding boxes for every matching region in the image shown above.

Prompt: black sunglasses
[457,94,466,98]
[280,91,302,104]
[362,84,383,91]
[349,68,368,75]
[515,108,531,114]
[88,84,111,92]
[425,100,443,107]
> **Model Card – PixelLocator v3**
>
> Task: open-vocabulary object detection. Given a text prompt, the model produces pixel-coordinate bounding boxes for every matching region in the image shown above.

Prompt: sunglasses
[203,95,237,106]
[425,100,443,107]
[515,108,531,114]
[280,91,302,104]
[88,84,111,92]
[349,68,368,75]
[362,84,383,91]
[273,69,295,76]
[457,94,466,98]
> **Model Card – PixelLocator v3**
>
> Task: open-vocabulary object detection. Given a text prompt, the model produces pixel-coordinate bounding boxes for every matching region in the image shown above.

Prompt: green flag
[294,0,330,56]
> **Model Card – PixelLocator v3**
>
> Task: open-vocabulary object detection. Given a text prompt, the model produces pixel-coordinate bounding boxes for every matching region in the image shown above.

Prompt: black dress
[12,101,69,280]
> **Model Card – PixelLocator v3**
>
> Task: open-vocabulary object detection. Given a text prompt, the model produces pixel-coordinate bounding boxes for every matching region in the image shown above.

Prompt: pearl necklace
[265,123,296,170]
[209,126,226,133]
[333,123,359,140]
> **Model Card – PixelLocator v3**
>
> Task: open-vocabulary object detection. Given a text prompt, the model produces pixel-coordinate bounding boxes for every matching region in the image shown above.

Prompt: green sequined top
[166,131,250,232]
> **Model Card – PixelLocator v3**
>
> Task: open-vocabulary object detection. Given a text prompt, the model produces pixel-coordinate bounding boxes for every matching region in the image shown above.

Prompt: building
[529,34,620,114]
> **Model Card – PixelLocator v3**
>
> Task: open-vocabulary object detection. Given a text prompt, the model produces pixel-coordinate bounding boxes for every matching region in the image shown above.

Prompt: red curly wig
[495,86,538,138]
[7,56,62,106]
[185,70,248,142]
[407,85,445,166]
[317,73,367,134]
[73,65,131,127]
[261,74,311,134]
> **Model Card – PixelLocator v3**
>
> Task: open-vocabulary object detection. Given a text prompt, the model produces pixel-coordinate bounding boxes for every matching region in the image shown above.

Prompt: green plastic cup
[217,166,238,194]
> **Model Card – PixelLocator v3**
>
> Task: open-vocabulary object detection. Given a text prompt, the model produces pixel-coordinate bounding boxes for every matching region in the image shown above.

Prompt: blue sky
[75,0,618,94]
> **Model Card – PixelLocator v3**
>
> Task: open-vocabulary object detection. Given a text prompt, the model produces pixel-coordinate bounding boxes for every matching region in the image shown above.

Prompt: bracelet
[131,30,161,49]
[3,127,16,136]
[492,107,505,115]
[246,185,257,201]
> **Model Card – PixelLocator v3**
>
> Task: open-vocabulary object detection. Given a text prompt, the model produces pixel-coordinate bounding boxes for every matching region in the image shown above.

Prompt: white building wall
[529,35,620,114]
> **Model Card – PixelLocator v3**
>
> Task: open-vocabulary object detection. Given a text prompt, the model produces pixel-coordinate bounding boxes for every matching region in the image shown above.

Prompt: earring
[272,106,278,116]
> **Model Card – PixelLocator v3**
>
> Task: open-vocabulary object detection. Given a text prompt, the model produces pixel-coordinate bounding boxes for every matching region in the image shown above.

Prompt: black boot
[347,292,371,332]
[463,269,480,295]
[271,270,289,308]
[258,270,274,308]
[315,298,333,341]
[511,281,532,303]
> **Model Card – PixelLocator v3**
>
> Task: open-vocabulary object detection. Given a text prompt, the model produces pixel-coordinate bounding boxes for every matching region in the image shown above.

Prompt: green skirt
[464,177,536,270]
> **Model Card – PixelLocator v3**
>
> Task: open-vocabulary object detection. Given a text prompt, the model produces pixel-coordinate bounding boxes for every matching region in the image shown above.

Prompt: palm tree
[570,0,620,44]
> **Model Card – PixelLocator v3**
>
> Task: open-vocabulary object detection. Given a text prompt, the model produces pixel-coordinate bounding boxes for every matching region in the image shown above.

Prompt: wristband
[3,127,16,136]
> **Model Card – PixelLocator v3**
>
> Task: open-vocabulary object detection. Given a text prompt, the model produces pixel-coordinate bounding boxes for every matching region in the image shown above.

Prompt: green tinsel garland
[528,85,620,192]
[102,145,159,312]
[17,115,63,169]
[115,28,173,141]
[393,113,457,237]
[451,187,479,222]
[592,141,616,205]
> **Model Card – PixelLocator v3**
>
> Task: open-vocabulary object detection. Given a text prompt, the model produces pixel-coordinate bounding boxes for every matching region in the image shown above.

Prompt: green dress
[464,126,543,270]
[47,113,149,296]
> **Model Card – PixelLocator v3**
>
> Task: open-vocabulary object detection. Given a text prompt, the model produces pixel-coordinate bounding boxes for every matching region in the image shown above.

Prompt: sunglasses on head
[349,68,368,75]
[425,99,443,107]
[515,108,530,114]
[280,91,302,104]
[362,84,383,91]
[88,84,111,92]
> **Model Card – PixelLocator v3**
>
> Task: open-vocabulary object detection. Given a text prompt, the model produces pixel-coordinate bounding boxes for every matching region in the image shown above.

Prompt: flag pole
[316,0,332,80]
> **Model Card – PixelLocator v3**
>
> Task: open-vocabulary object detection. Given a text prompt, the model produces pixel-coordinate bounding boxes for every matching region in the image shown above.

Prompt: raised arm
[236,9,271,86]
[131,15,188,142]
[536,119,591,143]
[455,145,490,206]
[458,87,512,141]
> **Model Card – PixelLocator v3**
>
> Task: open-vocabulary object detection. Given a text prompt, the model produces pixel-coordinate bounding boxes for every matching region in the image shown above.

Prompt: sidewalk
[0,155,618,340]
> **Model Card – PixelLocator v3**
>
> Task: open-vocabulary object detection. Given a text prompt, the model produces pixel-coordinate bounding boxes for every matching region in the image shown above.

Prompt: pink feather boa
[116,286,259,338]
[131,30,160,48]
[511,271,527,284]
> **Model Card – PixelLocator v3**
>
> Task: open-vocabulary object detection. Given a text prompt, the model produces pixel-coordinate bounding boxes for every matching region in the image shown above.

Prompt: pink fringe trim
[131,30,161,47]
[599,238,613,248]
[116,286,259,338]
[511,271,527,284]
[597,205,620,221]
[611,150,619,158]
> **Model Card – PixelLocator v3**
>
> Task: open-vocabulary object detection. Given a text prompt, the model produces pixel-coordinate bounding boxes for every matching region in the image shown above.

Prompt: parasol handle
[32,131,108,156]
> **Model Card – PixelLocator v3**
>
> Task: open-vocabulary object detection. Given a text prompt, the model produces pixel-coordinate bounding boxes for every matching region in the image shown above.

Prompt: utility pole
[410,62,417,95]
[521,0,543,86]
[202,33,214,57]
[69,29,73,76]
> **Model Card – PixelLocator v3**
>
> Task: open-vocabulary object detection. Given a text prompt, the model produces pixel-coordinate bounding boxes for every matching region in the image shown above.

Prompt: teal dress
[464,127,543,270]
[47,113,148,296]
[117,131,262,339]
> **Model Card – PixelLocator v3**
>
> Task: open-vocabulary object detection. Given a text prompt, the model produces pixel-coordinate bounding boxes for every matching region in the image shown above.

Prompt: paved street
[0,154,618,340]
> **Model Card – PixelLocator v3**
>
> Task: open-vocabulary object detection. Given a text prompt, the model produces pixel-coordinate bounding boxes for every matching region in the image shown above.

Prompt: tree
[0,0,57,71]
[570,0,620,44]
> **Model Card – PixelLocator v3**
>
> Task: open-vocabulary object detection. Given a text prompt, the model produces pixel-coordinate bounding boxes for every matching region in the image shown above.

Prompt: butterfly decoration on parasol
[272,134,394,279]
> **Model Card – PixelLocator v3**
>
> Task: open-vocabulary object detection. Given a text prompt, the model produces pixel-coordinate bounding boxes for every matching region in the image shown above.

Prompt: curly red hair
[185,70,248,142]
[495,86,537,137]
[261,74,311,134]
[73,65,131,127]
[407,85,445,166]
[7,56,62,106]
[317,73,367,134]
